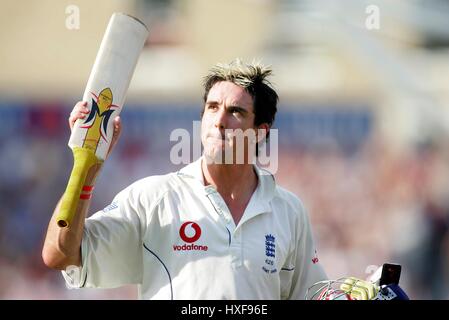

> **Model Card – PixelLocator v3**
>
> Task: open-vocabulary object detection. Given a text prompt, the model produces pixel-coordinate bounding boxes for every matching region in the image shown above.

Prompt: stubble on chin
[204,141,235,165]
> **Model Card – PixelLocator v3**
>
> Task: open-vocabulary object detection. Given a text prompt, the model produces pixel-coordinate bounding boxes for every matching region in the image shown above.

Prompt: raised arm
[42,101,121,270]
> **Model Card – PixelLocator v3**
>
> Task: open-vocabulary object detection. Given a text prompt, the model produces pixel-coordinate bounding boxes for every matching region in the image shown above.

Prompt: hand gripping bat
[56,13,148,227]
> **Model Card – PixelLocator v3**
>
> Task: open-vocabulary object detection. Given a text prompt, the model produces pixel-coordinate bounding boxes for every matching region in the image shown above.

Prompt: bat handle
[56,147,101,228]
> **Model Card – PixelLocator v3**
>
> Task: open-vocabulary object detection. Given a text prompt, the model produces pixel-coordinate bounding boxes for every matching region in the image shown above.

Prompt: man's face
[201,81,266,164]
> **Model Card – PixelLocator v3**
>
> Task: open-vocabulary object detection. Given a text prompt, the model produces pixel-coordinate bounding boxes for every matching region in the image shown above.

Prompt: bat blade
[56,13,148,227]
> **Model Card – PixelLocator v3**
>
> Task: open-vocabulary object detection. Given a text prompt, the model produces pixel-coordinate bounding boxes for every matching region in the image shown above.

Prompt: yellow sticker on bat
[81,88,118,152]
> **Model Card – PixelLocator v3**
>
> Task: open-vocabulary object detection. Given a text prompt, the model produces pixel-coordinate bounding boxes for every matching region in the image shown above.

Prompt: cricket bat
[56,13,148,227]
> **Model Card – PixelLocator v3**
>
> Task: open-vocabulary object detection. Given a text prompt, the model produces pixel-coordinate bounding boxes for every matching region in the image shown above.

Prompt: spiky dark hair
[202,58,278,127]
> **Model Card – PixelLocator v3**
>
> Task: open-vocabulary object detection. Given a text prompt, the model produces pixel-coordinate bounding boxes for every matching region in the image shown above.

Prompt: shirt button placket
[231,229,243,267]
[214,195,242,267]
[205,188,243,267]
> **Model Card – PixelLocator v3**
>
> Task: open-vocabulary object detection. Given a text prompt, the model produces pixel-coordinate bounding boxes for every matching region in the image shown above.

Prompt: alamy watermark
[365,5,380,30]
[65,5,80,30]
[170,121,279,174]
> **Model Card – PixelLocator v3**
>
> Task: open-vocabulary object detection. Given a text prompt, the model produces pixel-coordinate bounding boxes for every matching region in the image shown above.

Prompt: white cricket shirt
[63,157,327,299]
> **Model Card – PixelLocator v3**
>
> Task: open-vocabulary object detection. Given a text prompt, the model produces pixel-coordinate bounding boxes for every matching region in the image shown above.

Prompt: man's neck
[201,158,258,204]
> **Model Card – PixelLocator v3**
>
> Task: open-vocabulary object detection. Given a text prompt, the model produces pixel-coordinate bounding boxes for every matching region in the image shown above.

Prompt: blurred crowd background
[1,0,449,299]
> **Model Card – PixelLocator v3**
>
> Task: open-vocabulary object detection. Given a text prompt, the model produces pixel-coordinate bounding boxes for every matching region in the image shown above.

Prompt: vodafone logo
[179,221,201,243]
[174,221,208,252]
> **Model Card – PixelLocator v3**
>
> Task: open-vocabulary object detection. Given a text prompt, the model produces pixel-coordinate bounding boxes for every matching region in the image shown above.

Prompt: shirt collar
[178,156,205,185]
[178,156,276,204]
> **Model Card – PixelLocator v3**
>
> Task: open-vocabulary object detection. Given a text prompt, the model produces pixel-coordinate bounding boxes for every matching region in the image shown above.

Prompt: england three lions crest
[262,234,277,274]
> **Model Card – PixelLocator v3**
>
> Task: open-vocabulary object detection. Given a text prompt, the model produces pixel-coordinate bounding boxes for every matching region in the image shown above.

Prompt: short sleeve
[61,186,144,289]
[283,203,328,299]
